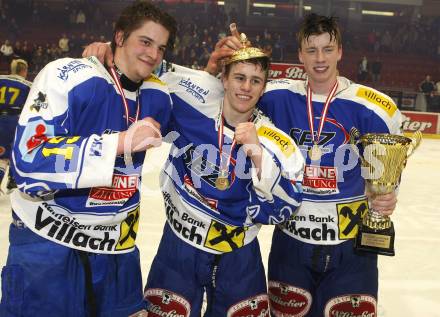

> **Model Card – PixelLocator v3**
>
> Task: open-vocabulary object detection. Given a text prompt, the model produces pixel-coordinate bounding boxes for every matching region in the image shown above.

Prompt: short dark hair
[111,1,177,53]
[224,57,270,82]
[297,13,341,49]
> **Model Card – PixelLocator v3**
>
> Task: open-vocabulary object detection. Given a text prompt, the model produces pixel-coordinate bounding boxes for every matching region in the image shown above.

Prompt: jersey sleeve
[352,85,402,135]
[247,123,304,225]
[12,59,118,196]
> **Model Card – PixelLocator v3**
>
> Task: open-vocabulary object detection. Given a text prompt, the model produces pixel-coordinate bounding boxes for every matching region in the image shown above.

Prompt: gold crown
[224,33,268,65]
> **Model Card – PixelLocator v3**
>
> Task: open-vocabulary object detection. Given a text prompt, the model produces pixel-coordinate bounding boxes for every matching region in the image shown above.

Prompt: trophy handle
[407,130,422,158]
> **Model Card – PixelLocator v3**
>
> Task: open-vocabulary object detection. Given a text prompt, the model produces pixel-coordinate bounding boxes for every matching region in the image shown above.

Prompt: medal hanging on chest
[215,115,236,191]
[306,81,338,161]
[215,170,230,191]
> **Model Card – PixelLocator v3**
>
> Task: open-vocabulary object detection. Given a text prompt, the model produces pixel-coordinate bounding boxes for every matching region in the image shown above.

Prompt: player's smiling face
[299,33,342,90]
[115,20,169,82]
[222,62,266,120]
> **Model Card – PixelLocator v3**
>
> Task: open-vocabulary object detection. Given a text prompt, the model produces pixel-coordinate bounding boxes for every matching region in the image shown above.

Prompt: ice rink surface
[0,138,439,316]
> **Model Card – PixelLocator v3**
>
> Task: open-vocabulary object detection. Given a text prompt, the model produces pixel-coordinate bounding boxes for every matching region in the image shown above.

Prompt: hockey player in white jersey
[256,15,402,317]
[83,34,305,317]
[200,19,401,317]
[144,36,304,317]
[0,2,177,317]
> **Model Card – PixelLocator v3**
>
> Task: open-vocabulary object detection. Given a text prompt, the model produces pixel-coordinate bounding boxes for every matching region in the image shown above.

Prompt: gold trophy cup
[355,131,421,256]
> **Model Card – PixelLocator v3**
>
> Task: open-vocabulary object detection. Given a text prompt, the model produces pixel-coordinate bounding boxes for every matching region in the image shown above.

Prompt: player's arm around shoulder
[160,63,222,93]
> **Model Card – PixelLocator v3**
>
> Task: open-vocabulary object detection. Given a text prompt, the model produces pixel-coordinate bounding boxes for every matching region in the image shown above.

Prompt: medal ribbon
[306,80,338,146]
[218,115,237,175]
[109,67,140,127]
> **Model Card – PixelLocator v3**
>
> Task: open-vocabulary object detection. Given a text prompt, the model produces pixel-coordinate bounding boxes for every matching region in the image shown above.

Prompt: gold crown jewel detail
[224,33,268,65]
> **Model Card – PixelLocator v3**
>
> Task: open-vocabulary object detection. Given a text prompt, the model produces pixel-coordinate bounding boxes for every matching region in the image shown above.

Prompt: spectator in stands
[263,30,274,48]
[76,9,86,25]
[436,80,440,94]
[13,41,23,58]
[433,80,440,113]
[381,30,392,52]
[49,43,62,61]
[69,34,79,56]
[0,39,14,64]
[419,75,436,111]
[58,33,70,56]
[371,58,382,84]
[367,30,376,52]
[272,33,284,62]
[357,55,368,82]
[254,34,263,49]
[263,43,273,58]
[20,40,32,64]
[31,45,46,73]
[77,32,89,53]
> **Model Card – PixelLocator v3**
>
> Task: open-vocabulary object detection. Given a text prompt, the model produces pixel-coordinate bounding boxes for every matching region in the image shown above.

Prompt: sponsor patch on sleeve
[257,126,295,158]
[356,87,397,117]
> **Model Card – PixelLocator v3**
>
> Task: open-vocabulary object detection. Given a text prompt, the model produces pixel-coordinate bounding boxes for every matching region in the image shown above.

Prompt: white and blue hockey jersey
[10,56,172,254]
[161,65,304,254]
[259,77,402,245]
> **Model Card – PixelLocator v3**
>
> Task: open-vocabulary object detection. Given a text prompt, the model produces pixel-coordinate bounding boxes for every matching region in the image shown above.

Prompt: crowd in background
[1,0,440,100]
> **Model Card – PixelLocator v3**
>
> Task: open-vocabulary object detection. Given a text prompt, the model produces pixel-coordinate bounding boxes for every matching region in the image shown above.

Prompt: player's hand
[204,23,244,75]
[235,122,261,158]
[117,117,162,155]
[82,42,114,67]
[368,191,397,216]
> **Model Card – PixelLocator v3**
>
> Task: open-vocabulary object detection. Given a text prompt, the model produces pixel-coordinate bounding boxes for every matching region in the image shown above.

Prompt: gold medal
[215,175,230,190]
[309,144,322,160]
[216,169,230,190]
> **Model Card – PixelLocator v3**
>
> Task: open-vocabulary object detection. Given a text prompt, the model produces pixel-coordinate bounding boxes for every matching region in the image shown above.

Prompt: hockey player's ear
[337,46,342,62]
[298,48,304,64]
[114,31,124,47]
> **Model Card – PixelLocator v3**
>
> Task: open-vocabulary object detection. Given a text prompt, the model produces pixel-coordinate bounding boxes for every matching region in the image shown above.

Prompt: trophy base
[354,222,395,256]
